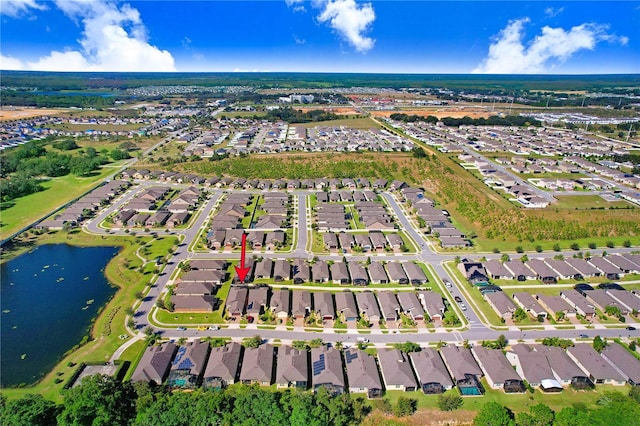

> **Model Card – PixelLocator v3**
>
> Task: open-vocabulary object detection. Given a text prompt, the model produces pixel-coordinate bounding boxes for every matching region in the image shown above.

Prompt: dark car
[626,326,636,331]
[598,282,624,290]
[454,296,463,303]
[574,283,594,295]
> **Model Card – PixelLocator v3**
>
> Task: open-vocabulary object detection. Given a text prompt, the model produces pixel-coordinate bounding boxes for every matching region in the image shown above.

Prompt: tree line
[0,375,370,426]
[265,107,340,123]
[389,113,540,127]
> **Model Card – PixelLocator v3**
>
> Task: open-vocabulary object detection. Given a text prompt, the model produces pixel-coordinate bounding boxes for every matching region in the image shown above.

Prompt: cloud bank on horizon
[0,0,175,72]
[0,0,632,73]
[473,17,629,74]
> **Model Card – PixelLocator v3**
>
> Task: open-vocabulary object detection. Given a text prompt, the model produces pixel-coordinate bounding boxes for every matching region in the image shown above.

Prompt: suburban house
[203,342,242,389]
[291,290,312,320]
[506,344,563,392]
[167,339,210,389]
[409,348,453,394]
[403,262,428,285]
[439,345,484,396]
[386,262,409,284]
[131,342,178,385]
[601,342,640,386]
[225,287,248,318]
[484,291,517,320]
[314,292,335,321]
[377,292,401,322]
[275,346,309,389]
[566,344,626,386]
[377,348,418,392]
[312,260,330,283]
[344,349,383,398]
[472,346,525,393]
[311,345,345,395]
[334,291,358,322]
[269,289,290,321]
[355,291,381,324]
[560,290,596,319]
[512,292,548,321]
[457,261,489,286]
[240,344,275,386]
[397,292,425,321]
[417,291,445,322]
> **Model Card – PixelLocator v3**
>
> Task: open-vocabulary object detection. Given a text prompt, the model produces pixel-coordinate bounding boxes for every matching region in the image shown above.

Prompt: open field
[370,107,497,119]
[0,107,71,121]
[296,116,379,129]
[46,123,145,132]
[298,106,360,115]
[554,194,634,210]
[0,165,124,241]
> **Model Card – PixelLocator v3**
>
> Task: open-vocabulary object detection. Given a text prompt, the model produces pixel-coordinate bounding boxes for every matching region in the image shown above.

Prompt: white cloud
[2,0,175,72]
[0,0,46,17]
[317,0,375,53]
[544,7,564,18]
[473,18,628,74]
[0,54,25,70]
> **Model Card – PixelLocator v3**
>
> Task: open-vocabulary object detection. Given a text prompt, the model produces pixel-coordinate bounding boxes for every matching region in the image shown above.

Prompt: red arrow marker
[234,232,250,282]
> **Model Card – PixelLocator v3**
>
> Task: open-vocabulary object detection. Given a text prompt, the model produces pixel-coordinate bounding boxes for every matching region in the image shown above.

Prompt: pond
[1,244,119,387]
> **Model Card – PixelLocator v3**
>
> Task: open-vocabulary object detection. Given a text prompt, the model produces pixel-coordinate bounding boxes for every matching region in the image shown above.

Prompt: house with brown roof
[512,292,547,321]
[397,292,425,321]
[485,291,517,320]
[560,290,595,319]
[225,287,248,318]
[386,262,409,285]
[240,344,275,386]
[291,290,312,319]
[601,342,640,386]
[311,345,345,395]
[472,346,525,393]
[409,348,453,394]
[334,291,358,322]
[355,292,381,323]
[330,262,350,285]
[269,289,290,320]
[314,292,335,320]
[440,345,484,395]
[377,348,418,392]
[203,342,242,389]
[344,349,383,398]
[275,346,309,389]
[566,344,626,386]
[131,342,178,385]
[417,291,445,322]
[167,340,210,389]
[312,260,330,283]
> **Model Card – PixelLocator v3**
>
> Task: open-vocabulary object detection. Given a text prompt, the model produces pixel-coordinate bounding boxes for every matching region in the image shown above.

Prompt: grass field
[554,194,634,210]
[0,230,172,402]
[0,165,122,241]
[46,123,145,132]
[297,117,380,129]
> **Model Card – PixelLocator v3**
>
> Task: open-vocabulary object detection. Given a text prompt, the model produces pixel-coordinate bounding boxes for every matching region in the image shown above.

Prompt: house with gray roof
[504,260,536,281]
[485,291,517,320]
[560,290,595,319]
[386,262,409,284]
[606,289,640,312]
[354,234,372,251]
[172,295,217,312]
[505,344,562,392]
[564,257,601,278]
[439,345,484,395]
[246,287,269,317]
[538,345,592,389]
[334,291,358,322]
[275,346,309,389]
[225,287,248,318]
[349,262,369,286]
[484,259,515,280]
[273,259,291,282]
[330,262,350,285]
[397,292,425,321]
[167,340,210,389]
[566,344,626,386]
[355,291,381,323]
[526,259,558,283]
[291,290,312,319]
[545,259,581,280]
[472,346,524,393]
[589,257,621,280]
[344,349,383,398]
[404,262,428,285]
[377,348,418,392]
[240,344,275,386]
[189,259,227,271]
[417,291,445,322]
[606,255,640,274]
[254,258,273,279]
[409,348,453,394]
[537,294,576,319]
[457,261,489,286]
[377,292,401,321]
[203,342,242,389]
[601,342,640,386]
[367,261,389,284]
[323,233,339,250]
[312,260,330,283]
[584,289,629,315]
[311,345,345,395]
[131,342,178,385]
[512,292,547,321]
[338,232,355,250]
[314,292,335,320]
[269,289,290,320]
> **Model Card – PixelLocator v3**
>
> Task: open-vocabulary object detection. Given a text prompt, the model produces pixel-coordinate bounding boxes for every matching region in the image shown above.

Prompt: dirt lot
[370,107,495,119]
[0,107,68,121]
[297,106,360,115]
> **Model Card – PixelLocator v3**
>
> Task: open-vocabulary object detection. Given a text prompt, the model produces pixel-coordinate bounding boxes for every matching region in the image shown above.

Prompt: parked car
[443,279,452,288]
[579,334,589,338]
[454,296,463,303]
[626,326,636,331]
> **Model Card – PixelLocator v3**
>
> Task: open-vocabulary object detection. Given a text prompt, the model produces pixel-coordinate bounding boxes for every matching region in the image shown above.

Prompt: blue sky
[1,0,638,73]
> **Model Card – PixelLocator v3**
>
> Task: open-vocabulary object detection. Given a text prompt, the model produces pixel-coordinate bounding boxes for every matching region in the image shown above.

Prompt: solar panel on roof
[345,350,358,364]
[312,354,325,376]
[172,346,187,365]
[178,358,194,370]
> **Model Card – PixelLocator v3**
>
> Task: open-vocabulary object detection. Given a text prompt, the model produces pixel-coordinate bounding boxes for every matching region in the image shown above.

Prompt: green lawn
[554,195,634,210]
[0,166,118,240]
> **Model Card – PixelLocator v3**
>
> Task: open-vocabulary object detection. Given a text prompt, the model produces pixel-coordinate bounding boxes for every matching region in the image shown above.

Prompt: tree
[553,243,561,252]
[513,307,527,322]
[516,403,554,426]
[554,404,591,426]
[57,375,137,426]
[412,147,427,158]
[244,335,262,348]
[437,394,463,411]
[474,402,515,426]
[593,336,607,352]
[393,396,417,417]
[604,305,621,317]
[393,341,421,353]
[1,394,59,426]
